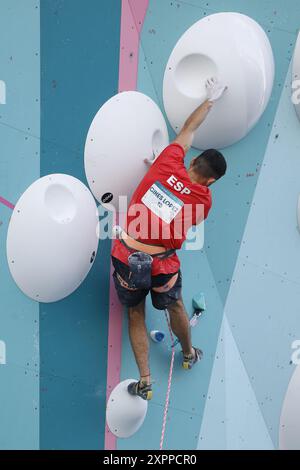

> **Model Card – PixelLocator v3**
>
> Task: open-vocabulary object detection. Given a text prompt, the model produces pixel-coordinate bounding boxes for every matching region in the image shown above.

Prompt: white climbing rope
[160,309,176,450]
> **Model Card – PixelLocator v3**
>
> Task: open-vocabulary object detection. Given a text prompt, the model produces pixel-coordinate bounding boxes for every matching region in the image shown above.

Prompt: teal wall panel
[222,62,300,447]
[0,0,40,450]
[39,0,121,449]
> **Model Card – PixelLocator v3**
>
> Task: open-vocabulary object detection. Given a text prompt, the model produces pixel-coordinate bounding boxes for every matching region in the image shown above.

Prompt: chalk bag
[128,251,153,289]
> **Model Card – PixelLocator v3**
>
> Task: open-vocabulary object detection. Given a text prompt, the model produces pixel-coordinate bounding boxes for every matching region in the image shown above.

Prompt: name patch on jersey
[141,181,184,224]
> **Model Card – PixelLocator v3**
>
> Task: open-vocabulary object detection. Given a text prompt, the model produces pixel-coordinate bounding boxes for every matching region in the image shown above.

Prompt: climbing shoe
[127,380,153,401]
[182,347,203,370]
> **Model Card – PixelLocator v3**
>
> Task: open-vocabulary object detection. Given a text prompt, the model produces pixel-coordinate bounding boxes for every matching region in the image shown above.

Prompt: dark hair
[193,149,227,181]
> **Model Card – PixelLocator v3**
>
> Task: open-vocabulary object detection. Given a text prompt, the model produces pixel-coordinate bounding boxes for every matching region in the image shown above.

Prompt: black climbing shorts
[111,256,182,310]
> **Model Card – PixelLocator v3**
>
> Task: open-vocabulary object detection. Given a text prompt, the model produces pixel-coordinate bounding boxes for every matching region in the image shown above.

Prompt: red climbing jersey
[111,143,212,275]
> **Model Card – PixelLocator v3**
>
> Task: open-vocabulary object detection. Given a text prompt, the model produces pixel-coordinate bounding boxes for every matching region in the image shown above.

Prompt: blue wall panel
[39,0,121,449]
[0,0,40,450]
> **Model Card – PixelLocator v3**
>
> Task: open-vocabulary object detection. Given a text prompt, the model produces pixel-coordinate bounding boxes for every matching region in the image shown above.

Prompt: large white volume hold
[279,365,300,449]
[106,379,148,438]
[292,32,300,121]
[6,174,99,303]
[163,12,275,150]
[84,91,169,211]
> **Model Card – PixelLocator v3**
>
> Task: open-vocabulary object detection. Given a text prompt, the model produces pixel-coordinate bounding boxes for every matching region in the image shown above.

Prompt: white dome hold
[106,379,148,438]
[163,12,275,149]
[6,174,99,303]
[84,91,169,211]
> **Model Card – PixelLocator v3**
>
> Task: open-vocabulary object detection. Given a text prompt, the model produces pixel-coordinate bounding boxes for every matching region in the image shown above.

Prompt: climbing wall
[117,0,300,450]
[0,0,300,450]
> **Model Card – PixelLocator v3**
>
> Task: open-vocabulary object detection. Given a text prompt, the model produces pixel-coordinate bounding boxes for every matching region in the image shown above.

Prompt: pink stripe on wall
[104,256,124,450]
[104,0,149,451]
[118,0,149,92]
[0,196,15,210]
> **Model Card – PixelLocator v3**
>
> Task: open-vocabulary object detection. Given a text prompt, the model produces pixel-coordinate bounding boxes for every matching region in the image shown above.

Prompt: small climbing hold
[150,330,165,343]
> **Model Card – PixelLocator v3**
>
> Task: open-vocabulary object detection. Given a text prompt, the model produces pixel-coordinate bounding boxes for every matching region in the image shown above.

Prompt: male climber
[111,77,227,400]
